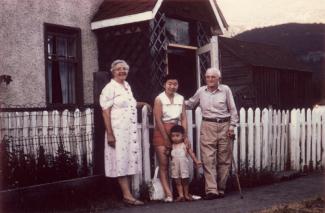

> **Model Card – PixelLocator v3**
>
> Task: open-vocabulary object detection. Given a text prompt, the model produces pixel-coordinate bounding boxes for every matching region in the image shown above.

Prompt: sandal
[164,196,173,203]
[175,196,185,202]
[191,195,202,200]
[123,198,144,206]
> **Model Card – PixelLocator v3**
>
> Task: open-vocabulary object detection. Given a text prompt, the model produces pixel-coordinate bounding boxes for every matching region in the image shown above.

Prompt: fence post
[267,109,273,171]
[275,110,281,171]
[141,106,151,183]
[186,110,194,179]
[300,109,306,171]
[280,110,286,171]
[311,108,317,170]
[85,108,93,174]
[247,108,254,170]
[195,107,202,161]
[239,108,246,173]
[15,112,23,151]
[314,108,322,170]
[321,109,325,169]
[261,108,269,170]
[254,108,261,171]
[290,109,299,170]
[306,109,312,170]
[22,111,30,154]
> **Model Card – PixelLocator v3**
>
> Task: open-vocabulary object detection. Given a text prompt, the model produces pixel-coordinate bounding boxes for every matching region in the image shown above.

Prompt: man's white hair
[205,67,221,78]
[110,59,129,73]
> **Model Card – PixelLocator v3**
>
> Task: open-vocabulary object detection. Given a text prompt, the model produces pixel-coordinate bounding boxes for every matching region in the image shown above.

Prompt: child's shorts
[171,157,190,179]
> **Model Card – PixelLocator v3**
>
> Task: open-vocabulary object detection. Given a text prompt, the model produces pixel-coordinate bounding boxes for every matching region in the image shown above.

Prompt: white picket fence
[131,106,325,195]
[0,108,94,172]
[1,106,324,193]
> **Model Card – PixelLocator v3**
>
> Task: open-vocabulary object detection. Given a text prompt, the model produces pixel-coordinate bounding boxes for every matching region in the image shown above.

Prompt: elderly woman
[100,59,150,206]
[153,74,188,202]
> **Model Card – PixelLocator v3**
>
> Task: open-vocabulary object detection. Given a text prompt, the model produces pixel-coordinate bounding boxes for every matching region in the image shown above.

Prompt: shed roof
[91,0,228,33]
[219,36,311,72]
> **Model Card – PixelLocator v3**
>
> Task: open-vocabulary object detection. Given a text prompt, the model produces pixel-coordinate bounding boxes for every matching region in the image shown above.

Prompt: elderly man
[186,67,238,200]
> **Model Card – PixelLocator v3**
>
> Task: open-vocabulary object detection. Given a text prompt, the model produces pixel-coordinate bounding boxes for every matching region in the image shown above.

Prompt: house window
[44,23,83,105]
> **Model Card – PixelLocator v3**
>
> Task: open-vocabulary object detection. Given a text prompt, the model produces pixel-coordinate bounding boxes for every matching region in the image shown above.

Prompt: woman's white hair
[110,59,130,73]
[205,67,221,78]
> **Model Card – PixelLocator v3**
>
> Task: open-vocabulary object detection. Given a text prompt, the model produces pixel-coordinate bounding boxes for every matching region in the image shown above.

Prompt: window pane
[68,63,76,103]
[67,38,76,59]
[48,62,52,103]
[56,37,68,58]
[59,62,76,104]
[166,17,190,45]
[47,35,54,59]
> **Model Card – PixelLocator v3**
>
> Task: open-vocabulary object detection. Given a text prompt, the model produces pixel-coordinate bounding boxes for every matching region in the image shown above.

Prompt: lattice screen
[149,11,168,100]
[96,23,152,102]
[197,21,211,85]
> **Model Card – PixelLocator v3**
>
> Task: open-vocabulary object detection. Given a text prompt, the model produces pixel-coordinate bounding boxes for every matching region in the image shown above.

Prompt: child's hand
[195,160,203,168]
[164,146,171,156]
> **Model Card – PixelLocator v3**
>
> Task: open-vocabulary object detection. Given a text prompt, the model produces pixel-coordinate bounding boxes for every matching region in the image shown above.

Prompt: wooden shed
[91,0,228,102]
[219,37,312,109]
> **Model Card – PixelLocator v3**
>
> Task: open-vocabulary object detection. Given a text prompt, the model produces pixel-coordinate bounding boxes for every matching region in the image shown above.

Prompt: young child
[169,125,202,201]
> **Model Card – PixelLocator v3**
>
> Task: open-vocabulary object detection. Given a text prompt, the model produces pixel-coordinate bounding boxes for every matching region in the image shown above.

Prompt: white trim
[196,43,212,55]
[168,43,198,50]
[209,0,226,34]
[91,0,225,31]
[91,0,163,30]
[91,11,153,30]
[152,0,163,17]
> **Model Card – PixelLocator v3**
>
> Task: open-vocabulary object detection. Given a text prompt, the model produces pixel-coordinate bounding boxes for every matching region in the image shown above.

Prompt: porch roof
[91,0,228,33]
[219,37,311,72]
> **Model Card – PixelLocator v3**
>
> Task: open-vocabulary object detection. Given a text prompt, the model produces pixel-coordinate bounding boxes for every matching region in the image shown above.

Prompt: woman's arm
[153,98,171,147]
[180,100,188,137]
[102,107,116,147]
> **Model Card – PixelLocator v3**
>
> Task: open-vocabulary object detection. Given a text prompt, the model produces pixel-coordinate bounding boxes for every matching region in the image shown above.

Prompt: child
[169,125,202,201]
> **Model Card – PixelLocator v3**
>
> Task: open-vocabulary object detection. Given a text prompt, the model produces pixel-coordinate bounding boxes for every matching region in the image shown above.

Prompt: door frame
[196,36,219,88]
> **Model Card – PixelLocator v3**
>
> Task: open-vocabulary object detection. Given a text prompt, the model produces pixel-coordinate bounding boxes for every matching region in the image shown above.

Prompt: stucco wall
[0,0,103,106]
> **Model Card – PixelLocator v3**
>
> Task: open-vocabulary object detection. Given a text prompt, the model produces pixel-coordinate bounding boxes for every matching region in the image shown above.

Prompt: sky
[217,0,325,36]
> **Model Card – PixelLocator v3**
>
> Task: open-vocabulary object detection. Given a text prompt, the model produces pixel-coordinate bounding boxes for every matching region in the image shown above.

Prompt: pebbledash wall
[0,0,103,106]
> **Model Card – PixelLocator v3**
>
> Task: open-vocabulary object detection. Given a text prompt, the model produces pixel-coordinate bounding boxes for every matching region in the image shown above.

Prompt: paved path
[102,173,325,213]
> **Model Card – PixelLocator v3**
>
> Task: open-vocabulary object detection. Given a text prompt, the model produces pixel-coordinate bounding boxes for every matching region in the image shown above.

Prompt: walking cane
[229,134,244,199]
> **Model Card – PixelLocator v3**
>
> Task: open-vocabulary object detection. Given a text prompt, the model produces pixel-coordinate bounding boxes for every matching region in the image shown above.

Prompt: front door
[167,44,197,99]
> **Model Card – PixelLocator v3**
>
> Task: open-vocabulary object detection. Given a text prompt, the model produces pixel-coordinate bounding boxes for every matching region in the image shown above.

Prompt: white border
[91,0,225,31]
[209,0,226,34]
[91,0,163,30]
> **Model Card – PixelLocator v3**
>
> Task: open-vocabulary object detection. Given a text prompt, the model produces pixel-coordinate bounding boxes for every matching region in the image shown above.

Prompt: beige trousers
[200,121,232,194]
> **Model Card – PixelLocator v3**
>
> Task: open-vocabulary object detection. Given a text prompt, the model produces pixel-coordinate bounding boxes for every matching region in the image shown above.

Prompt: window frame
[44,23,83,106]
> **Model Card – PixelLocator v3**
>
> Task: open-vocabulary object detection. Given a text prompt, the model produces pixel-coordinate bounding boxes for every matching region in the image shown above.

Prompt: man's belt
[202,117,230,123]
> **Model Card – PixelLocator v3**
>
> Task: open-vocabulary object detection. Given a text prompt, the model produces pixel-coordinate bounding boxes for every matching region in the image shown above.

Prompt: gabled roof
[91,0,228,33]
[219,36,311,72]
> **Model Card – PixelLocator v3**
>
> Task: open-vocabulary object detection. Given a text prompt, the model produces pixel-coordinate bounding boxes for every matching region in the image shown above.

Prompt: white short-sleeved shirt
[157,92,184,123]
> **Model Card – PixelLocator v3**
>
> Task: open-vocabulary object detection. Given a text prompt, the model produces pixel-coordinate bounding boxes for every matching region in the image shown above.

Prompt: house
[219,36,312,109]
[0,0,103,106]
[0,0,228,107]
[91,0,228,102]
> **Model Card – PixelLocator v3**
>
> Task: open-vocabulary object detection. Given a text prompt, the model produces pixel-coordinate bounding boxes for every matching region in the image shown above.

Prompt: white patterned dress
[99,79,141,177]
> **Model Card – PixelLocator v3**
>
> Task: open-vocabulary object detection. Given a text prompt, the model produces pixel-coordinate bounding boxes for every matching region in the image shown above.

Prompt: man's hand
[107,133,116,148]
[227,126,235,140]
